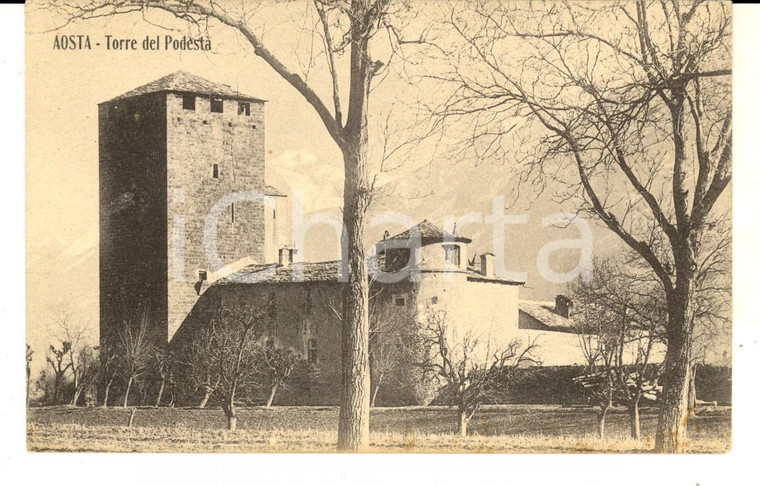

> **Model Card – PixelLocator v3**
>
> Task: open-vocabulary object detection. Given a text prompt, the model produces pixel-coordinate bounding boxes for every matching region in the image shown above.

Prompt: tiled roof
[466,271,524,285]
[215,261,345,285]
[263,184,286,197]
[105,71,266,103]
[384,219,472,244]
[519,301,575,333]
[215,255,525,287]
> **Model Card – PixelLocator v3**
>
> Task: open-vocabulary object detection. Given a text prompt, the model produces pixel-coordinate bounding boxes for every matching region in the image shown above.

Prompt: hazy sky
[25,2,728,366]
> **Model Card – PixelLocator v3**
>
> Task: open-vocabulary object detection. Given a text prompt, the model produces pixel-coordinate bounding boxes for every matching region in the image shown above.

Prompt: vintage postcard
[25,0,732,454]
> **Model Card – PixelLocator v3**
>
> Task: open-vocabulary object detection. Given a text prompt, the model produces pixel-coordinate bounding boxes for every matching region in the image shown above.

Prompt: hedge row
[481,364,731,406]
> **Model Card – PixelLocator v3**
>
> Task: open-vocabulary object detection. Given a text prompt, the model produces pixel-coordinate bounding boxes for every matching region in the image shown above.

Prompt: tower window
[308,338,317,364]
[273,209,276,219]
[394,294,406,307]
[238,102,250,116]
[182,94,195,110]
[212,164,219,179]
[198,270,207,281]
[443,245,461,266]
[384,248,410,272]
[230,203,235,223]
[305,288,312,315]
[210,98,224,113]
[431,296,438,305]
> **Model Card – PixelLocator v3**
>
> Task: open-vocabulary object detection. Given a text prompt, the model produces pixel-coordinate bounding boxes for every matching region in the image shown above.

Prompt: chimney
[480,253,495,278]
[555,294,573,318]
[278,246,298,266]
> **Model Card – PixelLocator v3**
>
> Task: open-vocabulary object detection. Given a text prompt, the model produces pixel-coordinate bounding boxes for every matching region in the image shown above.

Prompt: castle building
[100,72,592,406]
[169,219,588,406]
[99,71,289,348]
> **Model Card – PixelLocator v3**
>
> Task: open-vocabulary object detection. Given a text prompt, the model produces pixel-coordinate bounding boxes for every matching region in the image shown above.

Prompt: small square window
[212,164,219,179]
[431,296,438,305]
[238,102,250,116]
[182,94,195,110]
[394,295,406,307]
[198,270,207,281]
[308,338,317,364]
[210,98,224,113]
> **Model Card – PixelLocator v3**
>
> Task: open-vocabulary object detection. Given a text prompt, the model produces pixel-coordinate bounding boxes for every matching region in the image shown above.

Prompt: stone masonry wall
[166,93,268,340]
[99,93,168,349]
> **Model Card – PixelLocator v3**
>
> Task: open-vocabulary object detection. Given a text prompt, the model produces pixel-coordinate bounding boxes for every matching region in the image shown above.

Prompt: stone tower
[99,71,289,348]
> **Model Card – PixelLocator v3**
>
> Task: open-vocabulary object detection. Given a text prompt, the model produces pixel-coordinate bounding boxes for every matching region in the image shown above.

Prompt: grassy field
[27,405,731,453]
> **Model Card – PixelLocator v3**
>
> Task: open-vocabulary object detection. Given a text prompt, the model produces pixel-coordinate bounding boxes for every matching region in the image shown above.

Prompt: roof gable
[384,219,472,244]
[104,71,266,103]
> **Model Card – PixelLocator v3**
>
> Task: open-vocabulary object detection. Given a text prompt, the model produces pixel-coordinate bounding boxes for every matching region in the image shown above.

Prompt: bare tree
[56,315,93,406]
[46,342,72,404]
[422,309,539,436]
[430,0,731,452]
[42,0,428,450]
[34,369,56,404]
[153,348,175,407]
[207,305,266,430]
[26,344,34,407]
[369,331,401,407]
[177,326,222,408]
[99,341,119,407]
[71,346,100,407]
[571,258,665,440]
[259,344,301,408]
[367,291,413,407]
[116,315,156,407]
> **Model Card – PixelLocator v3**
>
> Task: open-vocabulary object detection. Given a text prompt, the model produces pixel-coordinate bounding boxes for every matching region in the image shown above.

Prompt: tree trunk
[629,399,641,441]
[199,388,212,409]
[123,376,134,407]
[127,407,136,427]
[102,376,113,407]
[598,405,609,441]
[139,384,148,406]
[71,386,82,407]
[336,145,371,450]
[53,376,61,404]
[223,399,237,431]
[371,382,380,408]
[337,154,371,450]
[266,384,278,408]
[335,2,374,453]
[458,409,469,437]
[688,367,698,413]
[155,378,166,407]
[655,295,694,453]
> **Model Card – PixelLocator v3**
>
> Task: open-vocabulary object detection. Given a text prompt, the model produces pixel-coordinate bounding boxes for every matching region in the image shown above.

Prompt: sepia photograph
[24,0,734,456]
